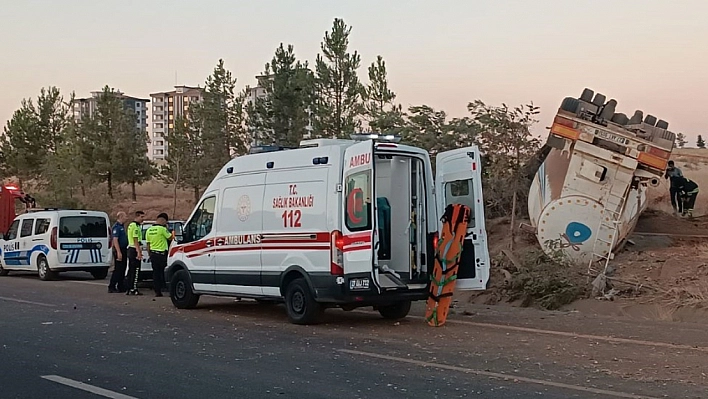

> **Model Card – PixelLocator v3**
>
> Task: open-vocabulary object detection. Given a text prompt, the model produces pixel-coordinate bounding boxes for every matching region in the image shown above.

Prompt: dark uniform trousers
[670,186,683,213]
[126,247,141,293]
[109,246,128,292]
[150,250,168,294]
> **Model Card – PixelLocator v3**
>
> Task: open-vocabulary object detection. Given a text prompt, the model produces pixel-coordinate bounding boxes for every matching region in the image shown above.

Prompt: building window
[168,106,173,111]
[169,123,174,129]
[136,103,141,108]
[155,140,164,146]
[168,97,173,103]
[192,96,199,102]
[169,114,174,120]
[154,149,164,155]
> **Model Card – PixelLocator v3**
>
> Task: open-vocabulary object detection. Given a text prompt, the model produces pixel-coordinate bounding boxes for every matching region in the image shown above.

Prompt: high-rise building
[73,90,149,133]
[148,85,203,161]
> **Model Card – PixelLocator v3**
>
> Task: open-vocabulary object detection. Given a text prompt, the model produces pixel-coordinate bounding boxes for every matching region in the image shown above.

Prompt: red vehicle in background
[0,184,36,234]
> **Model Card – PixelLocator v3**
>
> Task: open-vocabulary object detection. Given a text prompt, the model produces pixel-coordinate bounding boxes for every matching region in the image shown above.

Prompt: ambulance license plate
[349,278,369,291]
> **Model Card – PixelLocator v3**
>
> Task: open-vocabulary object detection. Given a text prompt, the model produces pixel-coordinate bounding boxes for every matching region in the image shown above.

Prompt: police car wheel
[378,301,412,320]
[37,256,56,281]
[0,263,8,276]
[91,268,109,280]
[285,278,322,325]
[170,270,200,309]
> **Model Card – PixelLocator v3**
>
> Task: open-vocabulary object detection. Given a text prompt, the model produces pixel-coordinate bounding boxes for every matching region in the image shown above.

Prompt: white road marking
[41,375,138,399]
[354,310,708,353]
[339,349,661,399]
[0,296,55,307]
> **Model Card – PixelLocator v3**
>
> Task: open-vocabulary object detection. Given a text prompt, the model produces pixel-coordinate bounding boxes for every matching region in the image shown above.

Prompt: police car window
[444,179,476,227]
[6,220,20,240]
[189,196,216,240]
[59,216,108,238]
[20,219,34,238]
[345,171,372,231]
[35,219,51,235]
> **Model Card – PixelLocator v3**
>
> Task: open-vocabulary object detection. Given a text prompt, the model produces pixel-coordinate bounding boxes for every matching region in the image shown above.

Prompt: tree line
[0,18,541,218]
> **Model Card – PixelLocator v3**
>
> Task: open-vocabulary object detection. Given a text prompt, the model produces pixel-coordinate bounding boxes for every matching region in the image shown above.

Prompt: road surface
[1,271,706,399]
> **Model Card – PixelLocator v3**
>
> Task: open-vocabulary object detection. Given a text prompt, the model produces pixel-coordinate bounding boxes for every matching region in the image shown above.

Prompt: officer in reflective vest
[145,212,174,297]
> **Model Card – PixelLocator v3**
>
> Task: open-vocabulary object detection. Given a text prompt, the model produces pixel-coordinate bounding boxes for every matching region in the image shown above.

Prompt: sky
[1,0,706,143]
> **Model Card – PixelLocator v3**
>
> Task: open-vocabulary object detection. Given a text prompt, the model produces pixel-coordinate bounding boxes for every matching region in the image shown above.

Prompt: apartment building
[73,90,149,133]
[149,85,203,161]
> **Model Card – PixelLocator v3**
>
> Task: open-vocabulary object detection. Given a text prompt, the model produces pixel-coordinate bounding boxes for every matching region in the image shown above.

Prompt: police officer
[126,210,146,296]
[145,212,173,297]
[108,211,128,293]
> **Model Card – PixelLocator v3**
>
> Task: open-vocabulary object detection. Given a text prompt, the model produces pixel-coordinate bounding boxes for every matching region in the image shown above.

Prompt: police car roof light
[350,133,402,143]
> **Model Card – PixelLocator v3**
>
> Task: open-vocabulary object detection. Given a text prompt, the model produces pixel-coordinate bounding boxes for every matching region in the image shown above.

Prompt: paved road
[1,271,706,399]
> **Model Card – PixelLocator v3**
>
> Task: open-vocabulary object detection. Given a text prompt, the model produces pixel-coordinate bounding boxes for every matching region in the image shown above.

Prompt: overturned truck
[527,88,675,274]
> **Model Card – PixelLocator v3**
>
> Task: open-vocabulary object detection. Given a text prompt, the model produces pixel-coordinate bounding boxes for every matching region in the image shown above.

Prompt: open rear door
[435,147,490,290]
[341,140,379,292]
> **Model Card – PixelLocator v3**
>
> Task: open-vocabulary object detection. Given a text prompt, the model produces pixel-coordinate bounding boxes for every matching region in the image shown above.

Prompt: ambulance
[165,134,490,324]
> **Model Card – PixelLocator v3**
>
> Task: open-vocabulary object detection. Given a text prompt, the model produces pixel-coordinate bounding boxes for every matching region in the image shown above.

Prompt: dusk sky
[1,0,706,142]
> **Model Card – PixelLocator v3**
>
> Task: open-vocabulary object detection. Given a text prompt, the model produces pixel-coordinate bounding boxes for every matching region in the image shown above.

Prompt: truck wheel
[91,268,109,280]
[37,256,56,281]
[0,263,8,276]
[170,269,200,309]
[378,301,412,320]
[285,278,322,325]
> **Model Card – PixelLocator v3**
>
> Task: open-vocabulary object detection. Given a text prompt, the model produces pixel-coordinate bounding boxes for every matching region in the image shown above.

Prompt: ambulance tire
[285,278,322,325]
[37,256,56,281]
[0,263,8,276]
[170,269,200,309]
[91,268,109,280]
[378,301,412,320]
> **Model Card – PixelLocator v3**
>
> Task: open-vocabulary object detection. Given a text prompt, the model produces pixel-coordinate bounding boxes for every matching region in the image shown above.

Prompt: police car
[166,134,490,325]
[0,209,112,280]
[138,220,184,281]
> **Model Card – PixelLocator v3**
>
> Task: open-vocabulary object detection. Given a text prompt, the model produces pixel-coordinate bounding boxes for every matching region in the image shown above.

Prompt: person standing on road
[664,160,683,215]
[145,213,174,297]
[125,210,146,296]
[108,211,129,293]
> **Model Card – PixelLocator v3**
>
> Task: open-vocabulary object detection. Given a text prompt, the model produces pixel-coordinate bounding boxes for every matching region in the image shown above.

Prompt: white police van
[0,209,112,280]
[166,134,490,324]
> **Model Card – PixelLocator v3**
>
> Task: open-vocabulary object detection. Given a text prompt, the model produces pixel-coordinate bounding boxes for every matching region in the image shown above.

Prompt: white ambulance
[165,134,490,324]
[0,209,112,280]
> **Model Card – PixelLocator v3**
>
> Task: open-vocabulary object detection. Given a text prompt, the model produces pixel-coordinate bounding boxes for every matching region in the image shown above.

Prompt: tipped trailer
[528,88,675,274]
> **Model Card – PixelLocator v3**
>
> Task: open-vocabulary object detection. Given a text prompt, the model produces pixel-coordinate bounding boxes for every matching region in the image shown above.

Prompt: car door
[1,219,21,268]
[180,193,218,291]
[435,147,490,290]
[341,140,379,292]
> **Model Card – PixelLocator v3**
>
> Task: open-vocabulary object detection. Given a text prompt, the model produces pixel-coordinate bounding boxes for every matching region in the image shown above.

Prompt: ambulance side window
[345,171,372,231]
[444,179,476,228]
[6,220,20,241]
[185,196,216,242]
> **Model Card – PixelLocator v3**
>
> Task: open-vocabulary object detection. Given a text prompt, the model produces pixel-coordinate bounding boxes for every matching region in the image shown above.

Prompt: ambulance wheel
[170,269,200,309]
[378,301,412,320]
[285,278,322,325]
[91,268,109,280]
[37,256,56,281]
[0,264,8,276]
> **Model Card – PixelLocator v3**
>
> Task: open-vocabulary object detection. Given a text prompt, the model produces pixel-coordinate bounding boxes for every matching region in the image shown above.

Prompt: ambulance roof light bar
[350,133,402,143]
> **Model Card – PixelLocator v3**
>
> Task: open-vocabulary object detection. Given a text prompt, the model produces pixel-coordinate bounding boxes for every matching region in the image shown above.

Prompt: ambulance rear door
[341,140,379,293]
[434,147,490,290]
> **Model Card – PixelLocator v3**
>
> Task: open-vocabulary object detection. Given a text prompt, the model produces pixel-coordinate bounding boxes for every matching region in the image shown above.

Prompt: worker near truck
[674,176,699,218]
[664,160,684,215]
[145,212,173,297]
[125,210,146,296]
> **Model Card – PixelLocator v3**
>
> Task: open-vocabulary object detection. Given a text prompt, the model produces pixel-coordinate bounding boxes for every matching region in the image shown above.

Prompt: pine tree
[676,132,687,148]
[697,134,705,149]
[190,59,249,188]
[161,115,207,206]
[114,108,154,201]
[362,55,404,133]
[313,18,363,138]
[0,103,42,186]
[246,44,314,147]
